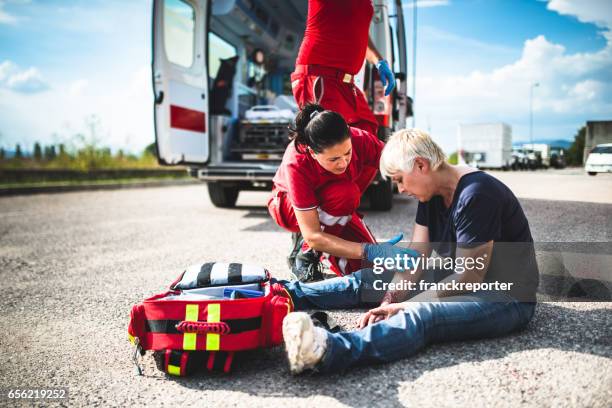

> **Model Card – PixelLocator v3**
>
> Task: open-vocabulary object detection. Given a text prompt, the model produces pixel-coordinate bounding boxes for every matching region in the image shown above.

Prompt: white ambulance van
[152,0,411,209]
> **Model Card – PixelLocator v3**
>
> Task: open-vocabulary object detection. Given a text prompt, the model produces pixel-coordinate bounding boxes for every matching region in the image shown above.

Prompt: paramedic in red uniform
[268,104,413,282]
[282,0,397,281]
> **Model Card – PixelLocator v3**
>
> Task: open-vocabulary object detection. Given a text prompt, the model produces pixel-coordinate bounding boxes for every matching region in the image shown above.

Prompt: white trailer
[522,143,551,168]
[458,123,512,169]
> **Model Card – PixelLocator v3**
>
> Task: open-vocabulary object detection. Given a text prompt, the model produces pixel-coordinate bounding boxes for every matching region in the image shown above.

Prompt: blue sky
[0,0,611,154]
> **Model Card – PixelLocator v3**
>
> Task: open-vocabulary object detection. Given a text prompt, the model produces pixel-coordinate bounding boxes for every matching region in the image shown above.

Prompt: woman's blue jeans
[279,269,536,373]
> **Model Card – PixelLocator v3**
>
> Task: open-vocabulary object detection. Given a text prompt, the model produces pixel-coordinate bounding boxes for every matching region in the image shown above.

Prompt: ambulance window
[163,0,195,68]
[209,32,238,78]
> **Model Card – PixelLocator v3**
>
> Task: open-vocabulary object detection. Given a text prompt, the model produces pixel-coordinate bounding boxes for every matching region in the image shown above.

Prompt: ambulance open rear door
[152,0,210,165]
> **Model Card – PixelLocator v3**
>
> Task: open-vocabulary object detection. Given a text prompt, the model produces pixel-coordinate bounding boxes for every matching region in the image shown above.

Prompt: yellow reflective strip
[206,303,221,351]
[183,304,199,351]
[184,333,197,350]
[207,304,220,322]
[206,333,220,350]
[185,304,199,321]
[128,334,135,344]
[167,364,181,376]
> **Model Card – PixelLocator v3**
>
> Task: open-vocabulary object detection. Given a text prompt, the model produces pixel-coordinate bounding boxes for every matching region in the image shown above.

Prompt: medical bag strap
[175,321,230,335]
[206,351,235,373]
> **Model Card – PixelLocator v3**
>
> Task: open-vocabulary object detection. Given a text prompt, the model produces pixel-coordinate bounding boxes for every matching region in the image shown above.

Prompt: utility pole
[412,0,418,128]
[529,82,539,147]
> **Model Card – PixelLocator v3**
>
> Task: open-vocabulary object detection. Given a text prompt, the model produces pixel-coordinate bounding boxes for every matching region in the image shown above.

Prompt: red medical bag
[128,262,293,376]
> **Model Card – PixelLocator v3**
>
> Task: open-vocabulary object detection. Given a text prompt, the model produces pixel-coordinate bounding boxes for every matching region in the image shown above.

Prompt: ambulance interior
[206,0,387,163]
[203,0,306,162]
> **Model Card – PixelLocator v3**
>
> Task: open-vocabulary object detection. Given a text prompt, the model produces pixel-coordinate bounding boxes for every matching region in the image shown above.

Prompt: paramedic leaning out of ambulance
[291,0,395,135]
[286,0,396,280]
[268,103,416,282]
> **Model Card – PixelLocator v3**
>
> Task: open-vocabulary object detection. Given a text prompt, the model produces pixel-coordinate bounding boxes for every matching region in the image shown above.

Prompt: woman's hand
[358,302,406,329]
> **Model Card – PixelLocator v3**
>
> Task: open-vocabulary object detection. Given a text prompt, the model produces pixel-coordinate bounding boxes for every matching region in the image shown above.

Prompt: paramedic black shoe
[283,312,328,375]
[291,248,324,282]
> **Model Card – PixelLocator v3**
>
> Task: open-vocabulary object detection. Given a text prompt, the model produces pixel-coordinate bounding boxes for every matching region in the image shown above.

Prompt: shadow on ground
[163,303,611,406]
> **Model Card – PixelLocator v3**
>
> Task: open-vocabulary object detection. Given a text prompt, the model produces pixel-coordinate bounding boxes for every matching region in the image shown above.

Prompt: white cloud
[0,60,50,93]
[415,27,612,150]
[408,1,612,151]
[403,0,450,9]
[546,0,612,31]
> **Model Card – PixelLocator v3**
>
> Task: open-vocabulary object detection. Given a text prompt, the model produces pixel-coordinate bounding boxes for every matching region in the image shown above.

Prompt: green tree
[447,151,458,165]
[15,143,22,158]
[33,142,42,161]
[144,142,157,157]
[44,145,57,160]
[0,147,5,160]
[566,125,585,166]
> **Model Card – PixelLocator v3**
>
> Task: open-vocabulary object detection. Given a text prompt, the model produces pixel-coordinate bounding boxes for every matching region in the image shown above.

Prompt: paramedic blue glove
[363,233,420,271]
[376,59,395,96]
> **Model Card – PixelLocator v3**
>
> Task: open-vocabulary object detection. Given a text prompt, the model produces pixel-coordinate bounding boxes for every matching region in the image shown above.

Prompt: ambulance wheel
[208,182,239,208]
[369,179,393,211]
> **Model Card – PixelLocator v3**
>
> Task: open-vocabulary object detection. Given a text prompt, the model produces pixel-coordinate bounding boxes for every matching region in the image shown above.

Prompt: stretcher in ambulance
[152,0,411,209]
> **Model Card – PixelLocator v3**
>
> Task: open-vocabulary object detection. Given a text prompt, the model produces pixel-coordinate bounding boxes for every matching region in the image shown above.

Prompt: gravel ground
[0,184,610,407]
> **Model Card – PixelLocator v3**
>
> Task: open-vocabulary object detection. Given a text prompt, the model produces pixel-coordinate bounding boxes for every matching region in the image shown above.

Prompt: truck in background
[458,123,512,170]
[151,0,411,210]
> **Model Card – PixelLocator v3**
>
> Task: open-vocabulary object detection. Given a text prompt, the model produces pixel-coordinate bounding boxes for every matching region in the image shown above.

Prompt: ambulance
[152,0,411,209]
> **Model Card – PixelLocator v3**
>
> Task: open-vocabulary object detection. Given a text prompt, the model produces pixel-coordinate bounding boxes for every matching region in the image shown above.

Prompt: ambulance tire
[208,182,239,208]
[368,179,393,211]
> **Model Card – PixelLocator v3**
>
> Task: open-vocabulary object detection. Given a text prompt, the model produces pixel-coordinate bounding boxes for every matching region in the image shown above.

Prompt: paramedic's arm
[380,223,432,304]
[366,36,383,64]
[359,223,430,327]
[411,241,493,301]
[294,208,365,259]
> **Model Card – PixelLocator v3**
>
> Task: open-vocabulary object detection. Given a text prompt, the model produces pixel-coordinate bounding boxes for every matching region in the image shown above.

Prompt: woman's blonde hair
[380,128,446,178]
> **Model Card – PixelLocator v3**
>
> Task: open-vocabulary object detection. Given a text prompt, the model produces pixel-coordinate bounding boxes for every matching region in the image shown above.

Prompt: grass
[0,176,194,190]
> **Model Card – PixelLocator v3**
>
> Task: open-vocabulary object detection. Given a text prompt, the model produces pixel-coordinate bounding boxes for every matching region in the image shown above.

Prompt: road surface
[0,179,610,407]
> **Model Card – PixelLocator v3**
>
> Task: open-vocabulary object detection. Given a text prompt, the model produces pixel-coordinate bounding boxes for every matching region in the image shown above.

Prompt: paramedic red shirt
[296,0,374,75]
[272,127,384,210]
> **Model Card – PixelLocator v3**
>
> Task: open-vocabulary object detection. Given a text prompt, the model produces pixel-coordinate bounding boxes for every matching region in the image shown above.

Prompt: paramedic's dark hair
[289,103,349,154]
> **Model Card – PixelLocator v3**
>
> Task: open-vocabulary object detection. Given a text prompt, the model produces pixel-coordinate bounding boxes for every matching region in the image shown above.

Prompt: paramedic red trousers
[291,64,381,200]
[268,180,376,276]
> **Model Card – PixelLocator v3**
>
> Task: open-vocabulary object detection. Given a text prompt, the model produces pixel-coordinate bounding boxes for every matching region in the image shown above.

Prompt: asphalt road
[0,184,610,407]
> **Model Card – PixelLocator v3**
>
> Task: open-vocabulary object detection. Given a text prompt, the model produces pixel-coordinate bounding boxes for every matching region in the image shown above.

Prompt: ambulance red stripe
[170,105,206,133]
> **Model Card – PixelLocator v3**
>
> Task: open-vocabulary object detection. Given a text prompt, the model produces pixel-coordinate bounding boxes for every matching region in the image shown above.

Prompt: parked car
[549,148,566,169]
[585,143,612,175]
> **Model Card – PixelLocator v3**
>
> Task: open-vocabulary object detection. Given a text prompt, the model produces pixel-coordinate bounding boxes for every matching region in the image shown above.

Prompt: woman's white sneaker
[282,312,328,374]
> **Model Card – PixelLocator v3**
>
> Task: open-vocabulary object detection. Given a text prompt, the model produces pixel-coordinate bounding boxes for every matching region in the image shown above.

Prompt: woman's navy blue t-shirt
[415,171,538,299]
